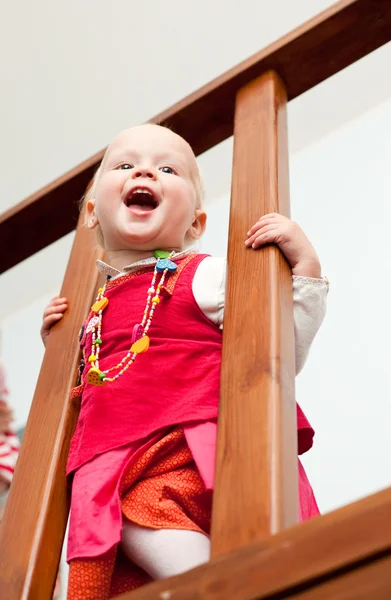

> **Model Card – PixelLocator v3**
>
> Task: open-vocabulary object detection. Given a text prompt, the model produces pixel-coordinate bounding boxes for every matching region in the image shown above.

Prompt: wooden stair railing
[211,71,297,557]
[0,1,391,599]
[2,0,391,274]
[0,220,103,599]
[117,484,391,599]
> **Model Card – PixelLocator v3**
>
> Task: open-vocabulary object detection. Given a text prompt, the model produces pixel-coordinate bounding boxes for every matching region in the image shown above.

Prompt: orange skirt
[67,428,212,600]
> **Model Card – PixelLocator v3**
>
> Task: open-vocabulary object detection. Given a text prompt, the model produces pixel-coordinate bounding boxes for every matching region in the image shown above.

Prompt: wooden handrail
[115,485,391,599]
[211,71,297,557]
[0,217,102,599]
[1,1,391,598]
[1,0,390,273]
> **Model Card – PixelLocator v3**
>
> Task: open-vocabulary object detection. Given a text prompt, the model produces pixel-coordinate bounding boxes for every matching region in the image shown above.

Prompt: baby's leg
[121,520,210,579]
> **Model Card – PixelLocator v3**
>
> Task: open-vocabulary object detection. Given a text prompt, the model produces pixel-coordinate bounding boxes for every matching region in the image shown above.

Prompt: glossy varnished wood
[155,0,391,155]
[115,486,391,600]
[210,71,297,559]
[2,0,391,272]
[0,150,102,273]
[1,1,391,597]
[0,219,101,599]
[287,555,391,599]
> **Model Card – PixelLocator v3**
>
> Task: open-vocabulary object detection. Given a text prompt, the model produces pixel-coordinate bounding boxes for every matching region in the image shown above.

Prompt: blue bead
[156,259,178,272]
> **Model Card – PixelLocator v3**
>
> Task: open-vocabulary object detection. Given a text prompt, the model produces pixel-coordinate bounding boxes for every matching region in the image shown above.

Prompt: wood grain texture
[0,150,102,273]
[115,486,391,600]
[0,218,101,600]
[286,554,391,599]
[155,0,391,155]
[2,0,391,272]
[210,71,297,559]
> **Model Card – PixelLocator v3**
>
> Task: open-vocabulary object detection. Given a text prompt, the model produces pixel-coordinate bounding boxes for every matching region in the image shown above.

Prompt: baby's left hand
[245,213,321,278]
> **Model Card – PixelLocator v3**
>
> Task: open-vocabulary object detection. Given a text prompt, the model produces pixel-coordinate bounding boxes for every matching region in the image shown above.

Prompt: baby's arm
[40,296,68,347]
[193,222,328,374]
[245,212,328,371]
[292,275,328,373]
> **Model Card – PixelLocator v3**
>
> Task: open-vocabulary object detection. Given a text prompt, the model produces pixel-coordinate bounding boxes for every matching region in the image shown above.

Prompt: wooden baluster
[0,217,101,599]
[211,71,298,557]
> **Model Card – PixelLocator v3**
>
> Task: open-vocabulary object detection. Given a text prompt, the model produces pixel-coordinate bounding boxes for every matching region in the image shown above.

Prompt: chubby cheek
[164,204,194,237]
[96,173,125,204]
[165,181,196,222]
[95,177,125,221]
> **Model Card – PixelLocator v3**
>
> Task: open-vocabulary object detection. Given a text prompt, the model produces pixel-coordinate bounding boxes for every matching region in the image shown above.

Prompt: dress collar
[96,247,196,280]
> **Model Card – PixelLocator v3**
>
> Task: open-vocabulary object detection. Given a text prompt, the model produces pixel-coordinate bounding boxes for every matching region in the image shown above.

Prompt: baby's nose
[132,166,156,180]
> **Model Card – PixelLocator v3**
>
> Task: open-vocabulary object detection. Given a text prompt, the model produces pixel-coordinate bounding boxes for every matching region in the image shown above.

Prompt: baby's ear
[86,198,99,229]
[189,209,207,240]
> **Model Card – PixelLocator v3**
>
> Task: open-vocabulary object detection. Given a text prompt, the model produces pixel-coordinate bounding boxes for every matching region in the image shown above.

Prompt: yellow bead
[88,355,96,363]
[152,296,160,304]
[91,297,109,313]
[130,336,150,354]
[86,368,105,386]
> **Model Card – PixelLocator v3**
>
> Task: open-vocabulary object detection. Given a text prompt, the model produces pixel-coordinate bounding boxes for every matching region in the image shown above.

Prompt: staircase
[1,1,391,598]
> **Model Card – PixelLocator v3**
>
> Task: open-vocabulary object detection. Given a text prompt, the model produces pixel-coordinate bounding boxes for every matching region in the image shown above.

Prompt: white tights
[121,520,210,579]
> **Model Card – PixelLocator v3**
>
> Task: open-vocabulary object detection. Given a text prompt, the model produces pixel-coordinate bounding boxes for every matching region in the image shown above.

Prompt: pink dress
[67,255,319,561]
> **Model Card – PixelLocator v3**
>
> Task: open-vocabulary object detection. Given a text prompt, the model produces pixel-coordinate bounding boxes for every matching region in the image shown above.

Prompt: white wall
[2,96,391,519]
[290,97,391,514]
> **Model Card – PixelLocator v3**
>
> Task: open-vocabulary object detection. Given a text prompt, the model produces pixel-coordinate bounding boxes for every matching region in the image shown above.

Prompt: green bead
[154,250,170,259]
[95,338,102,345]
[99,372,106,381]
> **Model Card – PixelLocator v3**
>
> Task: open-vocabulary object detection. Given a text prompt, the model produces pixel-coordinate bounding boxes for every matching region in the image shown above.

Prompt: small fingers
[245,224,278,247]
[40,312,65,346]
[250,230,279,249]
[247,213,287,237]
[41,297,67,345]
[51,296,67,303]
[48,296,68,308]
[43,302,68,319]
[42,313,65,327]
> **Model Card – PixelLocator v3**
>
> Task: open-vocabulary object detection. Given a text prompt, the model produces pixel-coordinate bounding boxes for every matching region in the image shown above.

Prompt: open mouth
[124,188,159,212]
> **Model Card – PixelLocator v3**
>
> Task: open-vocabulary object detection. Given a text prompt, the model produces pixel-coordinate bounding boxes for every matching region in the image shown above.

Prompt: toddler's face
[87,125,205,253]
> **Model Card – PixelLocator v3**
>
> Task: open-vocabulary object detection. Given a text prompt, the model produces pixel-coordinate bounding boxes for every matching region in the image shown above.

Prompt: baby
[42,124,327,599]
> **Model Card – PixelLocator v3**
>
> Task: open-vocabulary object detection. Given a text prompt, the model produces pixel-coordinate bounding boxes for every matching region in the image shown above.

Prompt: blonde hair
[79,165,101,214]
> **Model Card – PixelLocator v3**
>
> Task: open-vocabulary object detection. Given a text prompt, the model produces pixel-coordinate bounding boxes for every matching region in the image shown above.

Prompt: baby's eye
[118,163,134,170]
[159,166,174,174]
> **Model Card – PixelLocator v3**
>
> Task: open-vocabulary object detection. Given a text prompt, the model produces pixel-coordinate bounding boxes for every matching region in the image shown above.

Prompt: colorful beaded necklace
[86,250,177,386]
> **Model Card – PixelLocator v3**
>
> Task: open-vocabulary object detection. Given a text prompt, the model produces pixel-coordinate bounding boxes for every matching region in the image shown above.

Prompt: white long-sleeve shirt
[97,252,329,375]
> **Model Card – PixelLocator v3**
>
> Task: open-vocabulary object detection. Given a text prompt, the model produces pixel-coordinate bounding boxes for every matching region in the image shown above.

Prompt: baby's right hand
[41,296,68,347]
